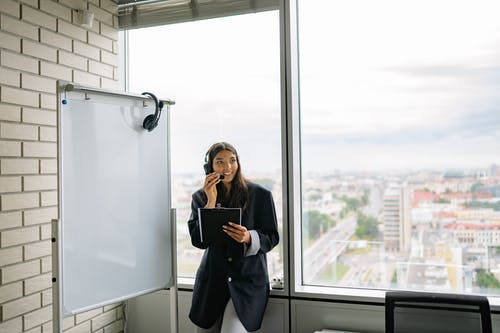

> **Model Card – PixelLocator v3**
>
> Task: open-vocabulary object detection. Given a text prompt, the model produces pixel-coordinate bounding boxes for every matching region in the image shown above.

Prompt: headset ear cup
[142,92,160,131]
[143,114,157,132]
[203,150,213,174]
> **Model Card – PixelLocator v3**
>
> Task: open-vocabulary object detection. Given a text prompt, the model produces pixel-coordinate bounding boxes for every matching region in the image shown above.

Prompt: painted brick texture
[0,0,122,332]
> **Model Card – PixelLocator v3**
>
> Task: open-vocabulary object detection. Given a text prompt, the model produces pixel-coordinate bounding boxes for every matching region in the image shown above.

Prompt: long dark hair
[205,142,249,210]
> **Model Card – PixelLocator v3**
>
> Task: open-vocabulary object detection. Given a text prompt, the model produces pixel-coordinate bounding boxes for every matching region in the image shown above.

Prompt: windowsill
[292,284,386,304]
[177,277,500,311]
[177,277,287,296]
[177,277,195,289]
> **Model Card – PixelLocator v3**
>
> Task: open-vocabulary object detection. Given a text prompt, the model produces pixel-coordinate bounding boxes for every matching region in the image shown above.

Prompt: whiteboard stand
[53,81,176,333]
[170,208,178,333]
[51,219,62,333]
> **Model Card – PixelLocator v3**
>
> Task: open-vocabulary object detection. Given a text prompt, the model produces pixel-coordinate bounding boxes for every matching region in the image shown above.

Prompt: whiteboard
[55,81,174,317]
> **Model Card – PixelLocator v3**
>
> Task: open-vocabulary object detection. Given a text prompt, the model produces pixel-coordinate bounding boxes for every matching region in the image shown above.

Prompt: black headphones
[142,92,164,132]
[203,150,213,175]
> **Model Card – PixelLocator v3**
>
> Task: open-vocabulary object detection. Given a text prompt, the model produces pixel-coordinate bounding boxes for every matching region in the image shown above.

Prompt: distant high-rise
[383,185,412,252]
[490,164,499,177]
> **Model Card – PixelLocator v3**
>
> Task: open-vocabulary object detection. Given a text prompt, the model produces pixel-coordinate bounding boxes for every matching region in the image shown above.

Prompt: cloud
[382,65,500,84]
[303,107,500,145]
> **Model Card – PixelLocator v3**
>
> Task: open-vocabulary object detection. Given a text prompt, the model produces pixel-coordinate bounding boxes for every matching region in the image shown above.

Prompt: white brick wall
[0,246,23,267]
[40,29,72,51]
[1,86,39,106]
[40,61,73,81]
[0,66,21,86]
[22,6,57,31]
[1,14,39,40]
[2,260,40,284]
[0,30,22,52]
[23,175,57,191]
[0,211,22,229]
[21,74,57,94]
[1,225,38,247]
[1,50,39,73]
[24,273,51,295]
[40,159,57,174]
[22,108,56,126]
[24,207,57,226]
[1,122,38,140]
[0,140,22,156]
[0,104,21,122]
[0,317,23,332]
[39,126,57,142]
[0,0,122,332]
[74,41,100,60]
[0,176,22,192]
[1,192,40,210]
[24,305,52,330]
[1,158,39,174]
[23,141,57,157]
[0,281,23,303]
[0,0,21,18]
[40,190,57,206]
[2,293,40,320]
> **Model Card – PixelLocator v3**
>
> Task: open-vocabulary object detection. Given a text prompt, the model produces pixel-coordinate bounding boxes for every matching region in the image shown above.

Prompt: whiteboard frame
[52,80,176,332]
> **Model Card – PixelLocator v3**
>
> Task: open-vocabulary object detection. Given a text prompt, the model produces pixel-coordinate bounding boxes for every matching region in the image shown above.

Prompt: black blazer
[188,182,279,332]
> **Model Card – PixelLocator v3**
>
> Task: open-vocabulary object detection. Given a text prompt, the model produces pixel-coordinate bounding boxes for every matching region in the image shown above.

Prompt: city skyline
[173,162,500,294]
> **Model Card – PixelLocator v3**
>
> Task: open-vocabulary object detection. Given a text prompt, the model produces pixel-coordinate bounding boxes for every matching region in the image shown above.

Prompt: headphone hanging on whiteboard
[141,92,164,132]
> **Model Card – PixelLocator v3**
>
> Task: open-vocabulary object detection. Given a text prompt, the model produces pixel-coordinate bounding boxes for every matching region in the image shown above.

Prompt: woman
[187,142,280,333]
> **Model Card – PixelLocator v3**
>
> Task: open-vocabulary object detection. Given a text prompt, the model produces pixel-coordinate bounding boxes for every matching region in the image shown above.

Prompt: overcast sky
[128,1,500,174]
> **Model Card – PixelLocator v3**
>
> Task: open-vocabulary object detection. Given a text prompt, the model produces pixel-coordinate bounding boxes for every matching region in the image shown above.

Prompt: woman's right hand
[203,172,220,208]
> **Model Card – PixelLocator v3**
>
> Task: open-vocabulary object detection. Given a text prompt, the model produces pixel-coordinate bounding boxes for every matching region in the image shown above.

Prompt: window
[298,0,500,295]
[128,11,283,280]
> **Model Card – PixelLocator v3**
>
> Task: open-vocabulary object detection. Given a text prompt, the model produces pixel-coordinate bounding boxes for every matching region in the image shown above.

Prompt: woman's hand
[223,222,251,244]
[203,172,221,208]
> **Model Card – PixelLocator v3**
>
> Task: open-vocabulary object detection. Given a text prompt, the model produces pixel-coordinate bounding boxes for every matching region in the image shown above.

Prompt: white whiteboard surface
[56,82,173,316]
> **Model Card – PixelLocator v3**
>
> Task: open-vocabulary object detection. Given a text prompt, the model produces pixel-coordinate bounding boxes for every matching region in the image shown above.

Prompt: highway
[303,214,356,283]
[303,184,384,284]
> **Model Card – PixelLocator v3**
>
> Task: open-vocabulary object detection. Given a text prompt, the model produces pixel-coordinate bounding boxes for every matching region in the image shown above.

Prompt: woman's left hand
[223,222,251,244]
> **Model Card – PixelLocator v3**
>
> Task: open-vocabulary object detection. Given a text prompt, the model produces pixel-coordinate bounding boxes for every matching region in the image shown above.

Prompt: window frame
[122,0,500,309]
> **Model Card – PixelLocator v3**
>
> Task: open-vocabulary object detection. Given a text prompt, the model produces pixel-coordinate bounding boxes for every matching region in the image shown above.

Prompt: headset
[141,92,164,132]
[203,147,225,179]
[203,150,213,175]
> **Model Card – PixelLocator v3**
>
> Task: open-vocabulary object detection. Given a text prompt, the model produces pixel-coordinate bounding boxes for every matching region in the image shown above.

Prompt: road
[303,184,384,284]
[303,214,356,283]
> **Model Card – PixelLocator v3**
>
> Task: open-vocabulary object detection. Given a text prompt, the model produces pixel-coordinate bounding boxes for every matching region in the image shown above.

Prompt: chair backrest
[385,291,492,333]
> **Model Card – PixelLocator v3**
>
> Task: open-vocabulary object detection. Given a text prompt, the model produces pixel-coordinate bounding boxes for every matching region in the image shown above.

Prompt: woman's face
[212,149,238,183]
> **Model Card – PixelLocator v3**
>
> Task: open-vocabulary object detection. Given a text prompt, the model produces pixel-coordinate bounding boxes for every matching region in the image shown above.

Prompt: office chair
[385,291,492,333]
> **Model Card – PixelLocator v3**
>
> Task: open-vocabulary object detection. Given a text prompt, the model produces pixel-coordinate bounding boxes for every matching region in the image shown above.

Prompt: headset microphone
[142,92,163,132]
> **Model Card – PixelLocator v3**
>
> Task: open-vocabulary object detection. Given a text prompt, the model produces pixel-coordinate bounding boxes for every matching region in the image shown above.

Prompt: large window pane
[298,0,500,294]
[128,12,283,280]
